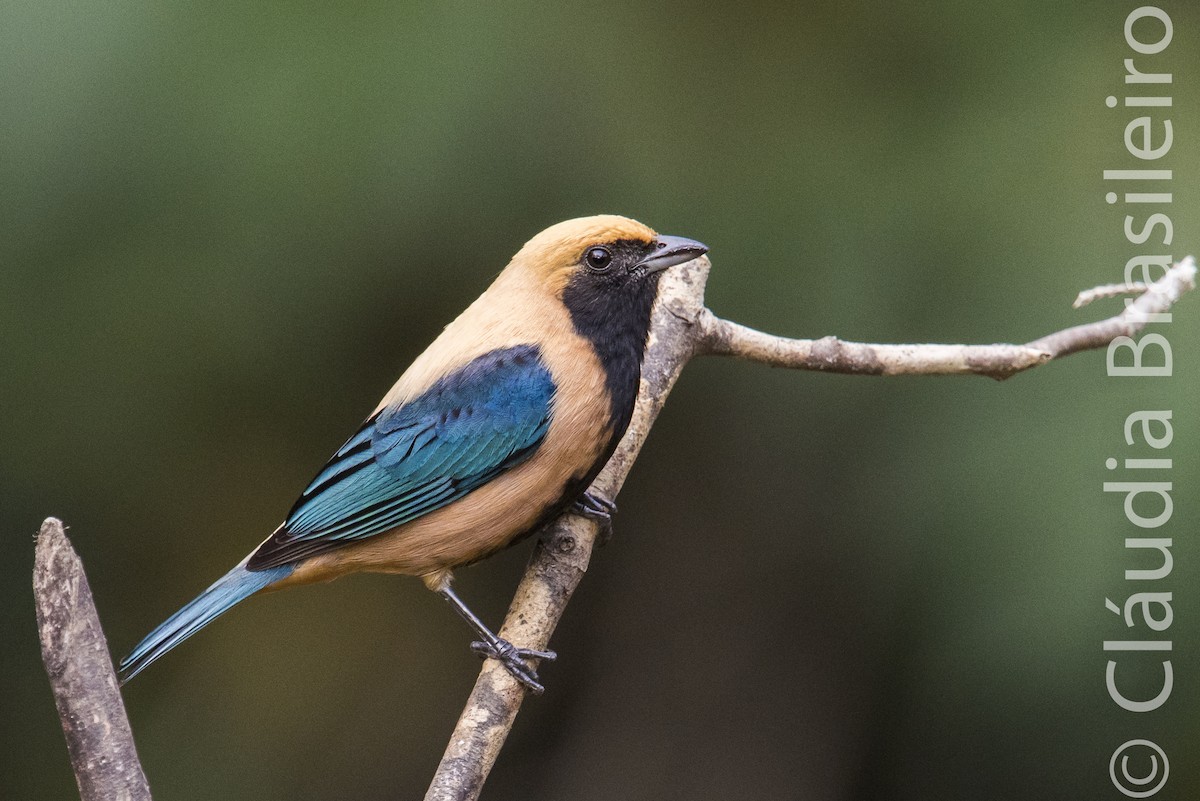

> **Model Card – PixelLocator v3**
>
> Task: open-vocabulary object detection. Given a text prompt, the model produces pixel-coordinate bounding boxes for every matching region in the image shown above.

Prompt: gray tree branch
[698,256,1196,379]
[35,517,152,801]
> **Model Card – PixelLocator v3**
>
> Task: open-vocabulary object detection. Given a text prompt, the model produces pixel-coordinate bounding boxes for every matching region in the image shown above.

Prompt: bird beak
[634,235,709,275]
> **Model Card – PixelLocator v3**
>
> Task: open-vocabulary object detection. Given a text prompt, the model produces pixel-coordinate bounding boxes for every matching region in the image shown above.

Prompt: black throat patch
[560,239,662,443]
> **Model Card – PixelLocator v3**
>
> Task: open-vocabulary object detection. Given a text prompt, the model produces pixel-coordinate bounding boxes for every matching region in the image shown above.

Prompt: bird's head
[503,214,707,365]
[512,215,708,304]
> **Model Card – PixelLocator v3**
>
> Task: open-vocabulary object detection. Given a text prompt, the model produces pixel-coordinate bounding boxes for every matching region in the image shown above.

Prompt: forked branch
[424,254,1196,800]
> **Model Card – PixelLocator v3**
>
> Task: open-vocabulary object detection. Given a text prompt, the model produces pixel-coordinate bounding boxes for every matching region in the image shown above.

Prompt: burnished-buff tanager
[120,215,708,692]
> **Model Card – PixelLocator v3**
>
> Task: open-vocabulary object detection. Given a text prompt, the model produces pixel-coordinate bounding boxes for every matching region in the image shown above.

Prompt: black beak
[635,235,709,275]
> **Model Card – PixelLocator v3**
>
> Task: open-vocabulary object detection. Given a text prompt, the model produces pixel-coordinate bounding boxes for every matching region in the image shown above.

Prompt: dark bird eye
[584,246,613,272]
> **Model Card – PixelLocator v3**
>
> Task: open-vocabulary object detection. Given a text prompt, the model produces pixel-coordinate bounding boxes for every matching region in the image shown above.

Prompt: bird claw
[470,638,557,694]
[573,491,616,546]
[574,490,616,519]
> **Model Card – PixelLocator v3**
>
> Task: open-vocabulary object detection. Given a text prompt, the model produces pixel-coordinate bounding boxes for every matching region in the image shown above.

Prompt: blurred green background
[4,1,1198,798]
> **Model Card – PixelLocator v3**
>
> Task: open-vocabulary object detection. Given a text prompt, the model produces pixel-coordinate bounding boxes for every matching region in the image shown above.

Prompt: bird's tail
[119,560,294,682]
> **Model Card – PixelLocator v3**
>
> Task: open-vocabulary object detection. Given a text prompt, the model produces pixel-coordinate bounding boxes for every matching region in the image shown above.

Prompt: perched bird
[120,215,707,692]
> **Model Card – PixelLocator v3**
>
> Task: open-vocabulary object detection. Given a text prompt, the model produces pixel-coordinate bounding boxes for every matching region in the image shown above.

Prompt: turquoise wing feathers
[121,344,555,682]
[247,344,555,569]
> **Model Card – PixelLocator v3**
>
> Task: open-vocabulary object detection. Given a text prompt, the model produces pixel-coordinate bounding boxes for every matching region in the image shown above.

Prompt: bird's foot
[573,491,617,546]
[574,490,617,519]
[470,638,557,694]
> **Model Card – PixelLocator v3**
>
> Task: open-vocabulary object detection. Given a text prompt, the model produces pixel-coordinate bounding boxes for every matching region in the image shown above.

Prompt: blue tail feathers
[120,561,294,682]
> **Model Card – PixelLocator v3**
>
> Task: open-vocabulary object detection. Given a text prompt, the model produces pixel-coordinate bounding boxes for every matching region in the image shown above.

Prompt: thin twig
[35,518,152,801]
[698,256,1196,380]
[1029,256,1195,361]
[1073,281,1148,309]
[426,255,1196,800]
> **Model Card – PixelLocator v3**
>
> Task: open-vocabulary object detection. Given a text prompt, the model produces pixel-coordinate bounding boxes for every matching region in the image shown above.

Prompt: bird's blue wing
[247,344,555,569]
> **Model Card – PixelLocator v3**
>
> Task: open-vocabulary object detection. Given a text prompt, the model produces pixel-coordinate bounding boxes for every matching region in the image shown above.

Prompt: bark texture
[35,518,152,801]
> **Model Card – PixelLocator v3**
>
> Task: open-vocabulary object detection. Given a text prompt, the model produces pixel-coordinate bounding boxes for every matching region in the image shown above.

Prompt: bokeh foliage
[3,1,1199,799]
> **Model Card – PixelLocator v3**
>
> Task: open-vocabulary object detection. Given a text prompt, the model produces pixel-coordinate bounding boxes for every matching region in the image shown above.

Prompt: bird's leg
[437,585,556,694]
[572,490,617,546]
